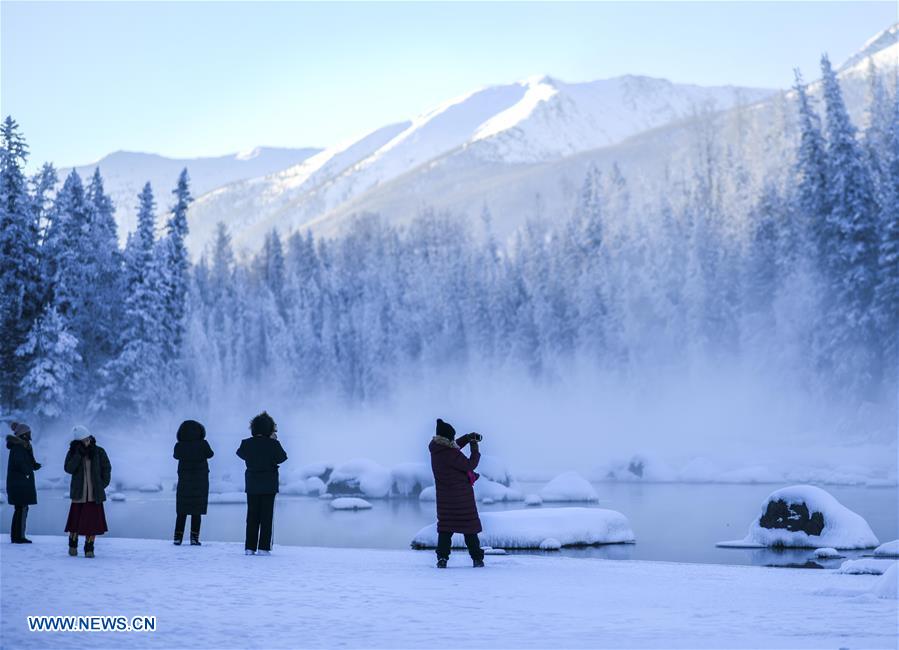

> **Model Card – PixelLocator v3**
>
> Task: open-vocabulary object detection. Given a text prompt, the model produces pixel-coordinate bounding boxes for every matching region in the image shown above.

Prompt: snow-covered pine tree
[874,92,899,368]
[160,168,192,372]
[98,183,166,415]
[16,305,81,418]
[820,54,881,386]
[792,70,831,268]
[0,116,42,410]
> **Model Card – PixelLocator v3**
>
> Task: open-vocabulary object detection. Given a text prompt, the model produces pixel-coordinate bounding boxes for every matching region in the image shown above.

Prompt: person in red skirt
[64,426,112,558]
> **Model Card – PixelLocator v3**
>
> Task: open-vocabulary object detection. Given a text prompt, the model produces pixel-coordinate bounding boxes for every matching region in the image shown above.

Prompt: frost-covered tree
[160,169,192,369]
[0,116,42,409]
[16,305,81,418]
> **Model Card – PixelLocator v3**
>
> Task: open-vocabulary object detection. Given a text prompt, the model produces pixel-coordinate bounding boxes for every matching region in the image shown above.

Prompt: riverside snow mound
[539,471,598,502]
[411,507,634,549]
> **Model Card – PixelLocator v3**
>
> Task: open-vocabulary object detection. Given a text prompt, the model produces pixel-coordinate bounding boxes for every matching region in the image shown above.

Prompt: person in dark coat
[236,411,287,555]
[429,418,485,568]
[63,425,111,558]
[173,419,214,546]
[6,422,41,543]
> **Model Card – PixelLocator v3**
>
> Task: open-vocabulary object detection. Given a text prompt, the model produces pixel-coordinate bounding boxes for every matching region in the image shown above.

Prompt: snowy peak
[840,23,898,72]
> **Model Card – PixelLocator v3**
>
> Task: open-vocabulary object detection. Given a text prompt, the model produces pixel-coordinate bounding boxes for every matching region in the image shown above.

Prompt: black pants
[10,505,28,541]
[175,513,202,535]
[245,494,275,551]
[436,531,483,560]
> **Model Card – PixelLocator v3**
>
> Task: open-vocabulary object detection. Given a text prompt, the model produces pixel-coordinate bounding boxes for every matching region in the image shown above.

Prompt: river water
[3,482,895,567]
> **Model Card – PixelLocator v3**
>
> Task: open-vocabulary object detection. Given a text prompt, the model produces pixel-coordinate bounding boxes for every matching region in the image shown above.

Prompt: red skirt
[64,502,108,536]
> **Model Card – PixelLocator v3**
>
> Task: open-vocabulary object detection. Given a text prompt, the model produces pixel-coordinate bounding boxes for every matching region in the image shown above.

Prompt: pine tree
[0,117,42,409]
[792,70,830,266]
[16,305,81,417]
[161,168,192,367]
[874,92,899,365]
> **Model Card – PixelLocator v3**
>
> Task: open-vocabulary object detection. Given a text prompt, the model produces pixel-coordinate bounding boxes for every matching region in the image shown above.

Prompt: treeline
[0,55,896,422]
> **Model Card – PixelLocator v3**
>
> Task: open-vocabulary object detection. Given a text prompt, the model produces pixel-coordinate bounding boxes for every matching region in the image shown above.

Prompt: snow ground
[2,536,896,649]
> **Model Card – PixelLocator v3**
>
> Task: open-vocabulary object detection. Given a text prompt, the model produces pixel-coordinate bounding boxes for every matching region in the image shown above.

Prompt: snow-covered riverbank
[1,536,895,649]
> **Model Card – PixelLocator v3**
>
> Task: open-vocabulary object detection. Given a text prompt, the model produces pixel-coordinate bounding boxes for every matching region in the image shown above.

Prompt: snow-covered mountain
[64,147,321,240]
[186,75,774,254]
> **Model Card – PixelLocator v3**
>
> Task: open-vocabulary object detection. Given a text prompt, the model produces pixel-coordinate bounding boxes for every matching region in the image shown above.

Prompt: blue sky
[2,1,895,169]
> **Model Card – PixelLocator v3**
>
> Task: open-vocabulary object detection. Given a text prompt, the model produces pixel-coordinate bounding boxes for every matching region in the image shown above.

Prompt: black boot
[68,534,78,556]
[436,558,448,568]
[174,530,183,546]
[84,538,95,558]
[473,558,485,568]
[190,532,201,546]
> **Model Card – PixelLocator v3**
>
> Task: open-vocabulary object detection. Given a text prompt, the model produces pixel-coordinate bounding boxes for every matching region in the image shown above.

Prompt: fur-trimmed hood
[430,435,459,450]
[6,434,30,450]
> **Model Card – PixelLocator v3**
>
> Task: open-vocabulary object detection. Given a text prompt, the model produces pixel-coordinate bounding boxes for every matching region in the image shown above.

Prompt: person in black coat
[236,411,287,555]
[173,419,214,546]
[6,422,41,543]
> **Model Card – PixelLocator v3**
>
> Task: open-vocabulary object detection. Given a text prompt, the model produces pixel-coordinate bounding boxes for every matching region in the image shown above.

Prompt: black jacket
[64,438,112,503]
[6,435,40,506]
[236,436,288,495]
[174,427,214,515]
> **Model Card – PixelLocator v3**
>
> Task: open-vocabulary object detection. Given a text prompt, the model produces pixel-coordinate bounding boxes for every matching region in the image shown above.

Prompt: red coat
[429,436,482,534]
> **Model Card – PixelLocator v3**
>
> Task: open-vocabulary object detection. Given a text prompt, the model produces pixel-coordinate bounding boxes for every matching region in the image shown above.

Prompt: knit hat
[72,425,92,441]
[435,418,456,440]
[10,421,31,438]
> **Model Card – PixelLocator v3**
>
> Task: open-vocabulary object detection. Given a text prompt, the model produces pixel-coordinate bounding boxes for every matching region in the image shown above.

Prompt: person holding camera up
[428,418,486,568]
[236,411,288,555]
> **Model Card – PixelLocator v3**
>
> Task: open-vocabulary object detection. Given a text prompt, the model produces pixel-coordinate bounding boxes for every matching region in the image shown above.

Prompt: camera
[469,432,484,442]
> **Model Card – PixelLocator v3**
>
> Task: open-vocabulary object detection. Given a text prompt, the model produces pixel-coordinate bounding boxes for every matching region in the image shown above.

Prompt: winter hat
[72,425,92,441]
[435,418,456,440]
[177,419,206,441]
[10,421,31,438]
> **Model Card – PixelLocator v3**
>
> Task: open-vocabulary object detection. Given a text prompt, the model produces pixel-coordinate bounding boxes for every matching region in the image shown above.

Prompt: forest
[0,55,896,429]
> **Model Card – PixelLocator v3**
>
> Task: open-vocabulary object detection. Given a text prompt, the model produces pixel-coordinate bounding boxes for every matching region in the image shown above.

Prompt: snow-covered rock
[208,492,246,504]
[475,478,523,503]
[304,477,326,496]
[813,547,842,559]
[602,454,677,482]
[539,538,562,551]
[539,471,598,502]
[476,455,514,486]
[836,559,895,575]
[482,547,507,555]
[481,497,495,505]
[137,483,163,493]
[330,497,373,511]
[720,485,879,550]
[318,493,334,500]
[390,463,433,497]
[871,562,898,599]
[524,494,543,506]
[418,486,436,502]
[327,459,392,498]
[297,462,334,483]
[108,492,127,502]
[281,476,327,496]
[411,507,635,549]
[873,540,899,558]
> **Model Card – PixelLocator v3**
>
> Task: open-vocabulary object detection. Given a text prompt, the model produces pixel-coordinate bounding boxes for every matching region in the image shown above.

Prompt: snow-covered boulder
[108,492,127,502]
[836,558,895,575]
[327,459,392,498]
[304,476,326,496]
[330,497,373,511]
[475,478,523,503]
[871,562,898,599]
[318,493,334,500]
[602,454,677,482]
[390,463,433,497]
[482,547,507,555]
[524,494,543,506]
[719,485,879,550]
[137,483,163,493]
[539,471,598,502]
[418,486,436,502]
[411,507,634,550]
[874,540,899,558]
[813,547,842,559]
[208,492,246,504]
[481,497,495,505]
[298,462,334,483]
[539,538,562,550]
[476,455,514,486]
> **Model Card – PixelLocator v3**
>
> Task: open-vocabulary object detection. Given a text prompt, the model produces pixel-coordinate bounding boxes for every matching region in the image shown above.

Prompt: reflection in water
[1,482,895,567]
